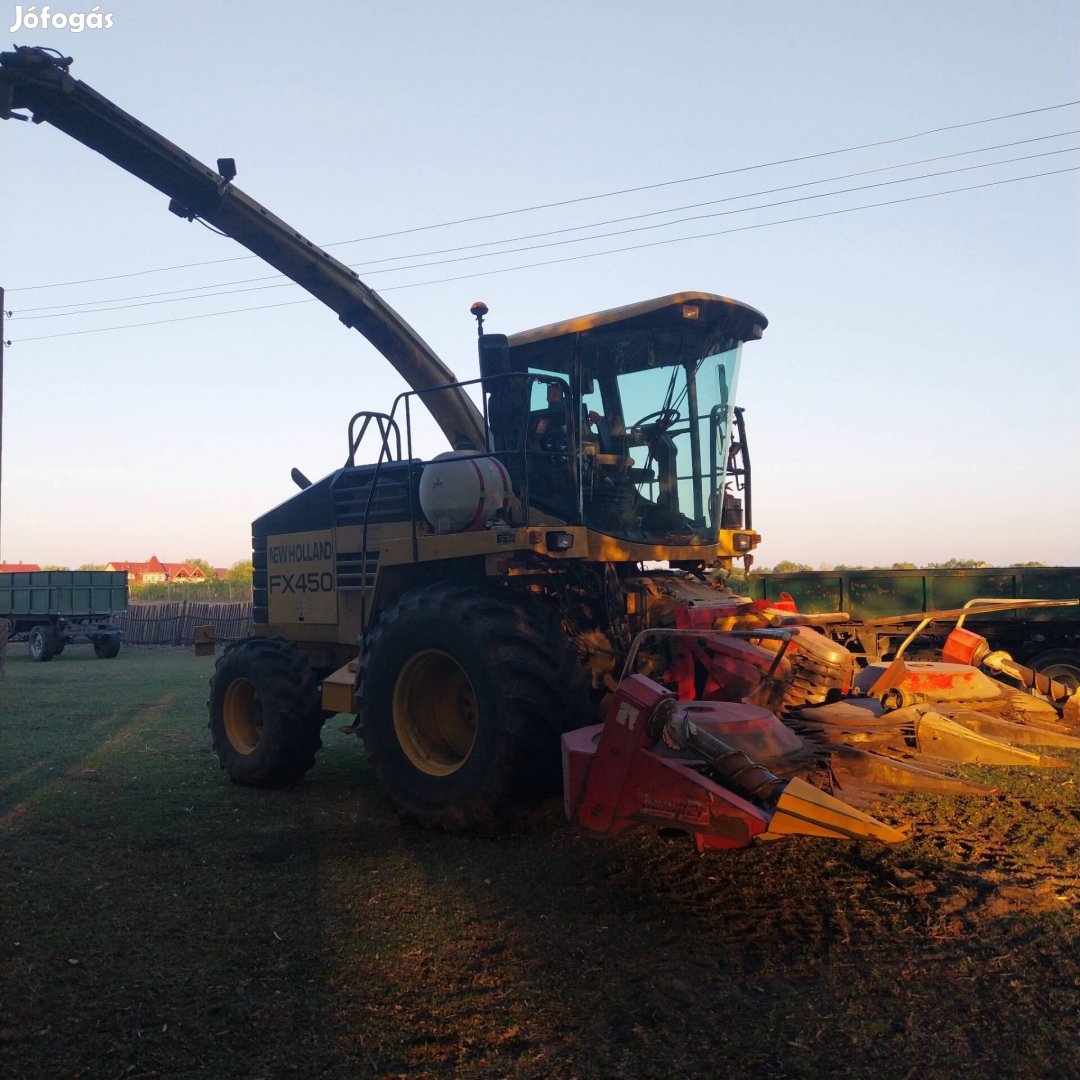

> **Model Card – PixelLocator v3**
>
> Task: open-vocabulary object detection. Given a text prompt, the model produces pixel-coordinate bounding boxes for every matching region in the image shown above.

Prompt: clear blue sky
[1,0,1077,569]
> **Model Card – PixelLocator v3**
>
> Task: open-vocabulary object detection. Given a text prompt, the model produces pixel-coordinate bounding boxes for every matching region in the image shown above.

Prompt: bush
[129,580,252,602]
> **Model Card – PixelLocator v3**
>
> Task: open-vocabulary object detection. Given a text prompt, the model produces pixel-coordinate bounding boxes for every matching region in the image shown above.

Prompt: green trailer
[750,566,1080,689]
[1,570,128,661]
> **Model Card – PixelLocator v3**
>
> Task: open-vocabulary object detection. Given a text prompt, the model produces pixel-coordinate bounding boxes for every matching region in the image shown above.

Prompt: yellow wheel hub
[393,650,478,776]
[222,677,262,754]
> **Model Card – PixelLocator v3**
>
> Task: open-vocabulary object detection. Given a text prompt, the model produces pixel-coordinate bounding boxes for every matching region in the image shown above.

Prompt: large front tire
[207,637,324,786]
[358,583,590,831]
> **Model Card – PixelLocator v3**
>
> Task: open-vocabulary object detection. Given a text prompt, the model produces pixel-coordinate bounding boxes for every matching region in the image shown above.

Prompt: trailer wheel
[1027,649,1080,694]
[93,636,120,659]
[28,625,56,662]
[358,582,590,831]
[207,637,324,786]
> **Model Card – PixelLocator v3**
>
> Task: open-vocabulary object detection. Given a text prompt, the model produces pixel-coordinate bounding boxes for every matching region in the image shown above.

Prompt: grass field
[2,646,1080,1079]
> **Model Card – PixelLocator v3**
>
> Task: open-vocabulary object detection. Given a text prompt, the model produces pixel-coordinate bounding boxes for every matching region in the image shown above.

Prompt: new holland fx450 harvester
[5,46,1079,853]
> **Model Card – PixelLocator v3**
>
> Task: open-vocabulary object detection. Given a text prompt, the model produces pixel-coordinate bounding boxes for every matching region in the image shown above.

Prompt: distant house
[0,562,41,573]
[106,556,211,584]
[162,562,207,584]
[106,555,168,584]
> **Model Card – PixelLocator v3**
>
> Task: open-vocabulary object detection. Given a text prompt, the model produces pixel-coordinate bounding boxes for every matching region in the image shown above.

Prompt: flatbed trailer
[750,566,1080,688]
[1,570,127,661]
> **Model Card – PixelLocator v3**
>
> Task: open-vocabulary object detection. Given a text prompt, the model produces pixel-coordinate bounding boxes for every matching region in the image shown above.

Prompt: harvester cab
[475,293,764,558]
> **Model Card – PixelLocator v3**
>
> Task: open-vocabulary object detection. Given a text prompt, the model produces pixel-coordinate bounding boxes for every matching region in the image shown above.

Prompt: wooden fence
[115,600,253,646]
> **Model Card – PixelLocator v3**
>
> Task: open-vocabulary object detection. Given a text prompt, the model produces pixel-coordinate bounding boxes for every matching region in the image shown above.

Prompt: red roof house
[106,557,212,584]
[106,555,168,584]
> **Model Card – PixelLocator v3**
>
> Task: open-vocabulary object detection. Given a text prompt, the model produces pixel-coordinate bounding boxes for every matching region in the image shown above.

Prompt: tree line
[41,557,253,578]
[735,558,1047,580]
[37,557,254,600]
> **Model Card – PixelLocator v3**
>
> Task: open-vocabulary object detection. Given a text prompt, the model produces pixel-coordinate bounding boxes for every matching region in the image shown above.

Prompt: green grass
[2,647,1080,1078]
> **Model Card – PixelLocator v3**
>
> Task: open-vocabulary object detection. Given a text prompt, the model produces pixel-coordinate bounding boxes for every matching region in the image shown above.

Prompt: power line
[377,167,1080,291]
[13,299,315,341]
[14,280,297,320]
[14,144,1080,325]
[12,165,1075,343]
[302,131,1080,269]
[322,102,1080,248]
[330,147,1080,279]
[15,128,1076,317]
[7,99,1078,293]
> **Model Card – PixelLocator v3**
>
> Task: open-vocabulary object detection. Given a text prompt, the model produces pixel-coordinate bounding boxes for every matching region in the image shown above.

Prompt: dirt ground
[2,648,1079,1078]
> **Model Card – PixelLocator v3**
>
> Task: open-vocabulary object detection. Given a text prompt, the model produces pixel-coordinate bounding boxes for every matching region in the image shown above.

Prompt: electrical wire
[379,166,1080,293]
[12,144,1079,323]
[6,99,1078,293]
[13,128,1077,317]
[11,164,1075,343]
[324,147,1080,280]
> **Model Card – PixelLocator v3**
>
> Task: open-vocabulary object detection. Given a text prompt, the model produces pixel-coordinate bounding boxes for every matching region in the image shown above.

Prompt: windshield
[509,324,744,545]
[580,340,743,544]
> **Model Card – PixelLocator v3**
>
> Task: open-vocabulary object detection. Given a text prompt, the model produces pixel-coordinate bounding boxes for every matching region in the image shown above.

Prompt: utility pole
[1,288,6,678]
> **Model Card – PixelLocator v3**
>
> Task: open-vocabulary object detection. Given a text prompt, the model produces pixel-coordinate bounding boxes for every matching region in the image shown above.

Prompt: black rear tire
[93,635,121,659]
[92,630,119,656]
[207,637,325,786]
[358,582,591,831]
[28,625,55,662]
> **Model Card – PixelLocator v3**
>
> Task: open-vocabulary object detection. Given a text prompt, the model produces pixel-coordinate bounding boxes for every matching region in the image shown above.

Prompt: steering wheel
[630,408,681,434]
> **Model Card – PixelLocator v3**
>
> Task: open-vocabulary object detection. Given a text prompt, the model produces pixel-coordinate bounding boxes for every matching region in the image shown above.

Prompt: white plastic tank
[419,451,513,532]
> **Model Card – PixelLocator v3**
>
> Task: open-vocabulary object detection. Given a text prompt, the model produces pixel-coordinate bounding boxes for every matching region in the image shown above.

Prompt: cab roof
[507,292,768,348]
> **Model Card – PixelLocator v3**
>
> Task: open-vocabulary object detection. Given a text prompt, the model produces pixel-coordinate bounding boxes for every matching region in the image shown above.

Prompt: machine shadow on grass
[2,649,1079,1079]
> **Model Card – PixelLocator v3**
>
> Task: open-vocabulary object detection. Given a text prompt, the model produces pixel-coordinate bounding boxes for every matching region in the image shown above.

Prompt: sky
[0,0,1077,570]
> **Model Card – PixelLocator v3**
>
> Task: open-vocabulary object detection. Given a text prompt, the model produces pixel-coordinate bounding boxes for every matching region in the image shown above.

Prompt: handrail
[347,412,401,467]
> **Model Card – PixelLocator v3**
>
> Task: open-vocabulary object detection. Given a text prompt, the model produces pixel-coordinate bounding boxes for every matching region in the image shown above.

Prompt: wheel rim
[222,677,262,754]
[1040,663,1080,694]
[392,650,478,776]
